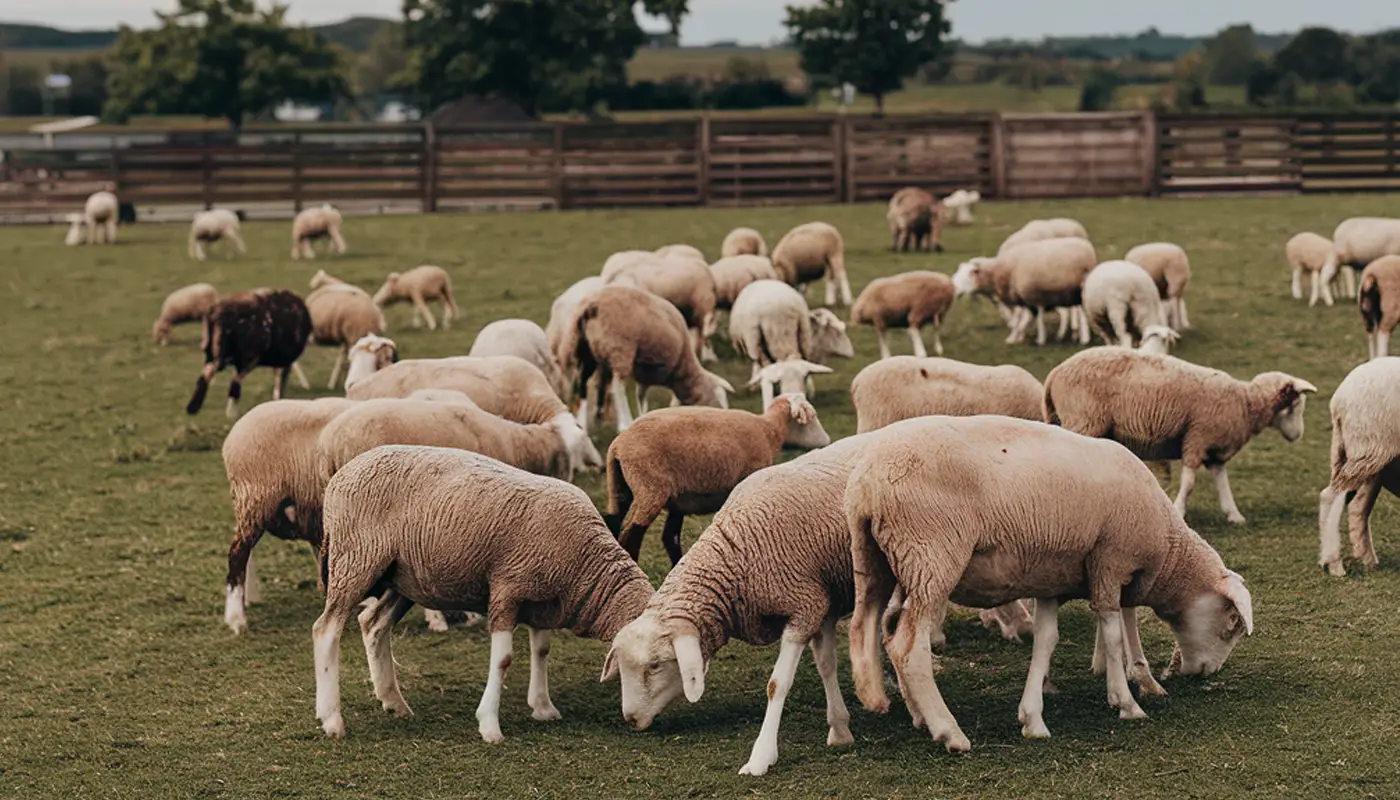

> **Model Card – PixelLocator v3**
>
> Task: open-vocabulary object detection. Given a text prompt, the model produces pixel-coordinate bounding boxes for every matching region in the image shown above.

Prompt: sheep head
[343,334,398,392]
[750,359,833,406]
[372,273,401,306]
[808,309,854,360]
[1255,373,1318,442]
[773,392,831,449]
[606,611,707,731]
[1137,325,1180,355]
[1161,570,1253,680]
[550,412,603,476]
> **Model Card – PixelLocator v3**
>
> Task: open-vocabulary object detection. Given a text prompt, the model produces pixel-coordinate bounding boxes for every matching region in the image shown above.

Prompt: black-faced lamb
[851,356,1043,433]
[851,270,955,359]
[1318,357,1400,576]
[721,227,767,258]
[186,290,313,418]
[188,209,246,261]
[372,265,458,331]
[771,222,852,307]
[152,283,219,345]
[1358,255,1400,359]
[306,284,386,390]
[886,187,943,252]
[1124,242,1192,331]
[291,204,346,260]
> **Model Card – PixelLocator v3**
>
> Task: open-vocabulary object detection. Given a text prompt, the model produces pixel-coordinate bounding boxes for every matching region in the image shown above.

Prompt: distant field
[628,46,803,81]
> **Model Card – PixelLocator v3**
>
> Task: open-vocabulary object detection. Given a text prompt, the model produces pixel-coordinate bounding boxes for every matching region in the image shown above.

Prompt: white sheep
[729,280,854,389]
[1082,260,1167,348]
[469,318,569,400]
[152,282,219,346]
[958,238,1097,346]
[81,191,120,245]
[601,250,656,283]
[188,209,246,261]
[607,255,719,362]
[63,213,85,246]
[850,271,955,359]
[721,227,767,258]
[372,265,458,330]
[709,255,778,311]
[306,284,387,389]
[941,189,980,225]
[996,218,1088,257]
[850,356,1044,433]
[1124,242,1192,331]
[749,359,835,408]
[1285,232,1341,307]
[771,222,852,307]
[291,204,346,260]
[1318,358,1400,576]
[1334,217,1400,299]
[1359,255,1400,359]
[342,334,398,392]
[655,243,706,261]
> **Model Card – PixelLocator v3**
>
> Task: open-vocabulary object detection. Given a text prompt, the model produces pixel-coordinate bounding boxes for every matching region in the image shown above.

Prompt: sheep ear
[711,373,735,393]
[1219,571,1254,636]
[599,646,619,682]
[672,633,706,703]
[798,360,833,375]
[1293,378,1318,395]
[750,363,780,386]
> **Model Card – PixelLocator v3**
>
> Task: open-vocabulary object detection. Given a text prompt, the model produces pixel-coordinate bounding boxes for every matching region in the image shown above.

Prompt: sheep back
[851,271,954,329]
[851,357,1043,433]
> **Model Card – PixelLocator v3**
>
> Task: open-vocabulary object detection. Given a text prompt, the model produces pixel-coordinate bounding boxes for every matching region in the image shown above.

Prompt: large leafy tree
[402,0,646,116]
[785,0,951,115]
[642,0,688,37]
[1203,24,1260,86]
[1274,27,1353,84]
[104,0,347,127]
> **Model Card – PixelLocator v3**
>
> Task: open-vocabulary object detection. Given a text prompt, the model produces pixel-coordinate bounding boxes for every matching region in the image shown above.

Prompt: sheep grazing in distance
[290,204,346,260]
[342,334,398,392]
[306,284,386,389]
[709,255,777,311]
[1045,349,1316,524]
[187,289,313,418]
[1335,217,1400,299]
[1358,255,1400,359]
[1082,260,1168,349]
[607,256,720,362]
[845,416,1254,751]
[152,283,219,346]
[605,394,830,565]
[957,237,1097,346]
[373,265,458,331]
[851,270,955,359]
[63,213,85,245]
[188,208,247,261]
[1124,242,1192,331]
[80,191,120,245]
[941,189,980,225]
[601,250,656,283]
[722,227,767,258]
[886,187,943,252]
[850,357,1043,433]
[470,319,569,400]
[996,218,1088,257]
[1285,232,1341,307]
[655,243,706,261]
[771,222,853,307]
[1318,358,1400,576]
[313,445,654,742]
[729,280,854,385]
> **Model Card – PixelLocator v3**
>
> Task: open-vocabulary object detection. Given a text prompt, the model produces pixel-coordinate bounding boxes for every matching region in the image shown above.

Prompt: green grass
[3,196,1399,798]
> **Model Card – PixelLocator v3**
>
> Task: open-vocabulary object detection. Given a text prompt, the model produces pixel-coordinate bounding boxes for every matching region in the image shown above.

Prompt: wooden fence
[2,111,1399,222]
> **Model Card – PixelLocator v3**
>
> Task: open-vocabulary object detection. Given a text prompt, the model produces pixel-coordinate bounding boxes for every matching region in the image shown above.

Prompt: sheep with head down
[721,227,767,258]
[771,222,852,307]
[729,279,853,403]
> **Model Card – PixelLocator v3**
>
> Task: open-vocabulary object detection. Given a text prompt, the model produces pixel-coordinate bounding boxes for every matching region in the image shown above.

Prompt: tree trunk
[873,92,885,118]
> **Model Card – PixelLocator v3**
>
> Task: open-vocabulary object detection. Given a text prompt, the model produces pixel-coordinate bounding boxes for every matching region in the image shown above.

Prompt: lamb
[1044,349,1317,524]
[957,238,1097,346]
[1334,217,1400,299]
[771,222,852,307]
[721,227,767,258]
[1124,242,1192,330]
[152,282,219,346]
[373,265,458,331]
[1358,255,1400,359]
[604,394,831,565]
[1285,232,1341,307]
[186,289,313,418]
[728,280,854,387]
[1318,358,1400,576]
[655,243,706,261]
[607,256,720,362]
[470,319,569,400]
[850,357,1043,433]
[313,445,655,742]
[290,204,346,260]
[1082,259,1168,348]
[851,271,955,359]
[81,191,120,245]
[941,189,981,225]
[601,250,656,283]
[342,334,398,392]
[306,284,386,390]
[709,255,778,311]
[188,208,247,261]
[886,187,943,252]
[557,285,734,432]
[845,416,1254,753]
[996,218,1089,257]
[63,213,85,245]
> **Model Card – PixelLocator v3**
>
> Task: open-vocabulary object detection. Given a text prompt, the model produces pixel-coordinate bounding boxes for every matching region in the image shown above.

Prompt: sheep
[771,222,852,307]
[343,334,398,392]
[728,280,854,389]
[1335,217,1400,299]
[845,416,1254,752]
[721,227,768,258]
[607,256,720,362]
[188,209,246,261]
[957,238,1097,346]
[850,357,1043,433]
[308,269,350,291]
[313,445,655,742]
[1082,260,1168,348]
[1124,242,1193,330]
[886,187,943,252]
[1285,232,1341,307]
[557,285,734,433]
[851,271,955,359]
[655,243,706,261]
[1318,358,1400,576]
[605,394,831,565]
[546,277,607,412]
[306,284,385,388]
[709,255,778,311]
[749,359,835,408]
[996,217,1089,257]
[290,204,346,260]
[152,283,219,346]
[1358,255,1400,359]
[372,265,458,331]
[601,250,656,283]
[186,290,314,419]
[63,213,85,246]
[81,191,120,245]
[470,319,569,400]
[941,189,980,225]
[1137,325,1182,355]
[1044,348,1317,524]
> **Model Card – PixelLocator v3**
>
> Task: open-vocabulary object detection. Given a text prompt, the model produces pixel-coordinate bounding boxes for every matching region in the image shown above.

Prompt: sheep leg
[1096,609,1147,720]
[809,617,854,747]
[1308,270,1321,307]
[243,550,262,604]
[358,589,414,717]
[412,292,437,331]
[876,326,892,360]
[661,509,685,566]
[327,346,346,390]
[1121,608,1166,696]
[931,320,944,357]
[610,376,634,431]
[106,218,117,244]
[908,326,928,359]
[1078,307,1091,345]
[1348,476,1382,569]
[330,227,347,255]
[1344,266,1357,299]
[888,596,970,752]
[1176,298,1190,330]
[1034,309,1048,347]
[476,628,515,744]
[230,230,246,255]
[194,240,206,261]
[1017,597,1060,738]
[979,599,1034,642]
[635,383,649,416]
[618,490,665,562]
[1006,309,1031,345]
[849,527,897,715]
[313,598,359,739]
[1318,485,1350,576]
[224,527,264,634]
[1292,268,1303,300]
[423,609,450,632]
[824,277,837,307]
[226,369,251,418]
[1369,331,1378,361]
[527,627,561,721]
[290,362,311,390]
[738,633,807,776]
[1208,464,1246,525]
[1055,308,1071,342]
[1107,305,1132,348]
[1173,464,1197,518]
[1378,329,1391,359]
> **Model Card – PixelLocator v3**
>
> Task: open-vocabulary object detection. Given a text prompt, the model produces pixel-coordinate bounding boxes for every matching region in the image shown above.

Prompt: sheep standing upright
[851,270,955,359]
[1335,217,1400,299]
[187,290,313,418]
[1319,358,1400,576]
[1285,232,1341,307]
[771,222,852,307]
[957,237,1097,346]
[606,256,719,362]
[1358,255,1400,359]
[291,204,346,260]
[1123,242,1192,330]
[886,187,943,252]
[152,283,219,345]
[188,209,246,261]
[1081,260,1167,348]
[306,284,386,389]
[373,265,458,331]
[82,191,120,245]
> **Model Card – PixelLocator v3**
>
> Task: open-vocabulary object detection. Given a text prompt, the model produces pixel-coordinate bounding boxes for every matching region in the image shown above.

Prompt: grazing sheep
[1318,357,1400,576]
[186,290,314,418]
[313,445,655,742]
[81,191,120,245]
[709,255,778,311]
[655,244,706,261]
[63,213,85,245]
[957,238,1097,346]
[887,187,943,252]
[851,271,955,359]
[470,319,569,400]
[557,285,734,432]
[188,209,247,261]
[601,250,657,283]
[373,266,458,331]
[607,256,720,362]
[1124,242,1192,330]
[996,218,1089,257]
[749,359,835,408]
[1044,349,1316,524]
[546,277,607,413]
[152,283,219,346]
[305,284,386,390]
[1285,232,1341,307]
[851,357,1043,433]
[721,227,767,258]
[1137,325,1182,356]
[308,269,351,291]
[771,222,852,307]
[290,204,346,260]
[1082,260,1167,348]
[845,416,1254,752]
[941,189,980,225]
[1335,217,1400,299]
[342,334,398,392]
[1358,255,1400,359]
[605,394,831,565]
[729,280,855,386]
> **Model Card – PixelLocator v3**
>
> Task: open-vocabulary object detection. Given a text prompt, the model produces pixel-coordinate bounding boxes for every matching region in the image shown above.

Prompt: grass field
[3,195,1399,798]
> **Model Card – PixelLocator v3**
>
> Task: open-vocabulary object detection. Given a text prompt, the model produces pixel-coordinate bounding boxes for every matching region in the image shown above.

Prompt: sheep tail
[848,509,895,714]
[603,450,630,536]
[1359,273,1381,332]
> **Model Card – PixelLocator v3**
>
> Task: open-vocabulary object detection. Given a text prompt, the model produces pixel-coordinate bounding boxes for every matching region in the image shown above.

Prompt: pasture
[1,195,1398,798]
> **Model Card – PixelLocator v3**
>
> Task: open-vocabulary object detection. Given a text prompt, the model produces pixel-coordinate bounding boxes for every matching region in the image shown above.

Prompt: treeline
[0,53,107,116]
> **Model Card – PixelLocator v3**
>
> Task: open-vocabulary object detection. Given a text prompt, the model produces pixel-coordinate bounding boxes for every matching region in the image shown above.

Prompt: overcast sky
[5,1,1398,43]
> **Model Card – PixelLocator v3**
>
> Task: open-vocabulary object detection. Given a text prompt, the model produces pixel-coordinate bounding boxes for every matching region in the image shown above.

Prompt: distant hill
[0,16,396,52]
[971,28,1294,62]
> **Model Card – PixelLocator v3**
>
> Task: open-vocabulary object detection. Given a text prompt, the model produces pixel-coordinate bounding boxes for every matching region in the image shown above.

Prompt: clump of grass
[166,422,227,453]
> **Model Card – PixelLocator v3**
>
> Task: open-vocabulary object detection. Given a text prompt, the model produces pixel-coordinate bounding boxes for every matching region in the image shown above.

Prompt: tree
[354,21,408,98]
[402,0,644,115]
[785,0,951,115]
[1204,24,1258,85]
[1274,27,1353,84]
[642,0,688,38]
[1351,31,1400,104]
[104,0,347,127]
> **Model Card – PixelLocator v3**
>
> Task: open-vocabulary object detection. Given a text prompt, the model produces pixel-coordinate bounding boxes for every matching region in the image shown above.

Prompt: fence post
[202,150,214,209]
[291,132,304,213]
[1142,110,1159,196]
[697,114,711,207]
[421,122,438,214]
[109,148,122,195]
[552,124,566,210]
[841,117,855,203]
[989,114,1008,199]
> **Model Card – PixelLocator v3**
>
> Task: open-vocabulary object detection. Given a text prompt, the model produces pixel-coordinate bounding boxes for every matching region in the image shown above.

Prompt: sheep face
[607,613,698,730]
[752,360,833,398]
[809,309,854,360]
[550,412,603,473]
[1257,374,1318,442]
[776,394,830,449]
[1160,572,1253,679]
[952,259,994,296]
[343,335,398,391]
[1137,325,1180,355]
[372,274,401,306]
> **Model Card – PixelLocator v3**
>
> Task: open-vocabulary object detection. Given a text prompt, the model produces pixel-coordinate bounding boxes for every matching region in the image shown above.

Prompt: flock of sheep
[67,182,1400,776]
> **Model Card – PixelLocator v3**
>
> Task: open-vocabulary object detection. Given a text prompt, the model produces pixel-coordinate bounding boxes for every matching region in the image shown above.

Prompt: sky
[4,0,1399,44]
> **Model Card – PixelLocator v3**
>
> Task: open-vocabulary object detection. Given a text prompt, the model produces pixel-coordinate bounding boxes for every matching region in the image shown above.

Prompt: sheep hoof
[936,728,971,754]
[1020,719,1051,739]
[1118,704,1148,721]
[479,726,505,745]
[1324,560,1346,577]
[531,705,562,722]
[738,758,774,777]
[1135,676,1168,697]
[827,726,854,747]
[321,715,346,740]
[1226,512,1247,525]
[224,615,248,635]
